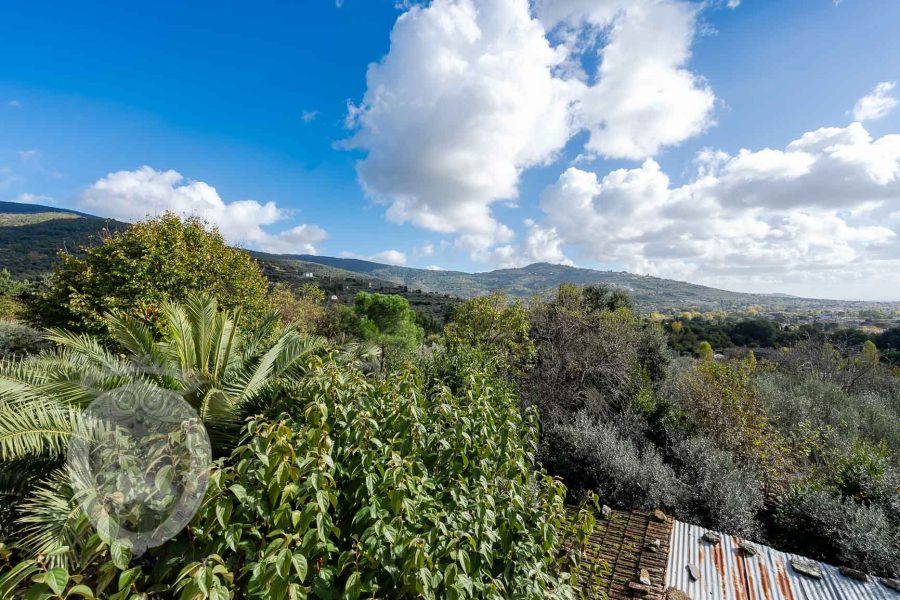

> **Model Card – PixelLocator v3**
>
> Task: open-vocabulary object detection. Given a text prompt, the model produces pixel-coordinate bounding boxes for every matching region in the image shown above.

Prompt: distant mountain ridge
[273,254,888,313]
[1,200,898,313]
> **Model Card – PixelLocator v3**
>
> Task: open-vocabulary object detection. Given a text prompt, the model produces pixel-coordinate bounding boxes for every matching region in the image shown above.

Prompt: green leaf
[117,567,141,592]
[66,584,96,599]
[230,484,247,503]
[275,549,292,579]
[45,568,69,595]
[110,539,132,570]
[291,553,308,581]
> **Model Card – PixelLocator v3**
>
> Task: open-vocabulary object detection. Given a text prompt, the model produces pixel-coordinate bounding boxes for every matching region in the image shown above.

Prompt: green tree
[443,292,534,376]
[352,292,424,371]
[861,339,880,365]
[698,340,714,361]
[268,282,326,335]
[25,214,269,334]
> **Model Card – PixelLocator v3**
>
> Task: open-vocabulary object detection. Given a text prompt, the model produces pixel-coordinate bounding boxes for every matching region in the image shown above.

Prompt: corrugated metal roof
[665,520,900,600]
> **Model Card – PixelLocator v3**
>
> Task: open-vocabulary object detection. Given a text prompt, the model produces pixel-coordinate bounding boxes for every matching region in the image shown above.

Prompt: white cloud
[537,0,715,160]
[339,249,408,265]
[17,149,39,160]
[372,250,407,265]
[7,100,21,108]
[852,82,898,122]
[414,242,435,257]
[425,264,445,270]
[13,192,54,205]
[347,0,715,259]
[537,122,900,297]
[346,0,575,257]
[301,110,320,123]
[79,166,328,254]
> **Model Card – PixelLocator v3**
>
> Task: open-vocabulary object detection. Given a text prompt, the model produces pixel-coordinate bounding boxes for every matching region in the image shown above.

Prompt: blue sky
[2,0,900,299]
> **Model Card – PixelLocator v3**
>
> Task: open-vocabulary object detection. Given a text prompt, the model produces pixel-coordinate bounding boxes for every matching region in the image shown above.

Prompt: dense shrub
[756,371,900,465]
[443,292,534,378]
[0,320,46,357]
[670,437,764,539]
[1,350,597,598]
[25,214,269,334]
[541,411,685,512]
[775,486,900,577]
[522,284,669,420]
[661,356,789,483]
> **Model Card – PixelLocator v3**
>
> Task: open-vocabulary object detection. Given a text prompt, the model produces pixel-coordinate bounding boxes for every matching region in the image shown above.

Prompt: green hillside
[285,255,900,315]
[0,201,125,278]
[2,200,899,317]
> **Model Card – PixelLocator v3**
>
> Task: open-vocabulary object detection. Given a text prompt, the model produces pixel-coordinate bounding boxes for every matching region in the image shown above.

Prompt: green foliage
[541,411,685,511]
[522,284,669,421]
[697,340,714,361]
[670,436,764,539]
[183,362,591,599]
[775,484,900,577]
[350,292,424,371]
[0,270,29,298]
[0,321,46,358]
[268,282,327,335]
[0,295,326,558]
[1,352,598,599]
[25,214,269,334]
[443,292,534,377]
[663,356,789,480]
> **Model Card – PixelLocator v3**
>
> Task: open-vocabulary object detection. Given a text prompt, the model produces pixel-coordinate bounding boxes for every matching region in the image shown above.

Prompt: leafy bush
[670,436,764,539]
[775,486,900,577]
[182,365,592,599]
[443,292,534,378]
[661,356,789,482]
[268,282,327,335]
[344,292,424,372]
[0,321,46,357]
[25,214,269,334]
[1,337,597,598]
[541,411,685,512]
[756,371,900,464]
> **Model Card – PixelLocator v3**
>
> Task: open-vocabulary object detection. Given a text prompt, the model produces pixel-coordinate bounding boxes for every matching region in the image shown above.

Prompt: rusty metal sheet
[664,519,898,600]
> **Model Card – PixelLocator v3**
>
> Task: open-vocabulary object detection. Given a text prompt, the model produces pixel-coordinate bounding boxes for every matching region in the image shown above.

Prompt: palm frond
[43,329,124,375]
[105,310,157,359]
[16,469,87,567]
[0,397,83,461]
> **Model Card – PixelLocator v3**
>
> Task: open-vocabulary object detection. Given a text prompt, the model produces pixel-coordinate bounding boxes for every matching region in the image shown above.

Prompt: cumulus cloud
[79,166,328,254]
[536,122,900,297]
[536,0,715,160]
[17,150,39,160]
[346,0,714,260]
[339,249,408,265]
[301,110,320,123]
[852,82,898,122]
[346,0,574,255]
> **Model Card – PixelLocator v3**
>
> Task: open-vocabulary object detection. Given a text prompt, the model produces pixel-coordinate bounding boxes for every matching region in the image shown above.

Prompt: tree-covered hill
[2,200,899,318]
[285,254,900,315]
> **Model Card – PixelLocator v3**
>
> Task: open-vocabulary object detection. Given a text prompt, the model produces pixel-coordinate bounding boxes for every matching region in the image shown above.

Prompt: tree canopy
[26,214,269,334]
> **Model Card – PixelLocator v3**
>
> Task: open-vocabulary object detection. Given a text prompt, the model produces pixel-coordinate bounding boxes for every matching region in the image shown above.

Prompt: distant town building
[302,272,315,278]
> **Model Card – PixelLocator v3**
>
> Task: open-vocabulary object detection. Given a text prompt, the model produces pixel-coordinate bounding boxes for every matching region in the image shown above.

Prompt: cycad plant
[0,294,328,560]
